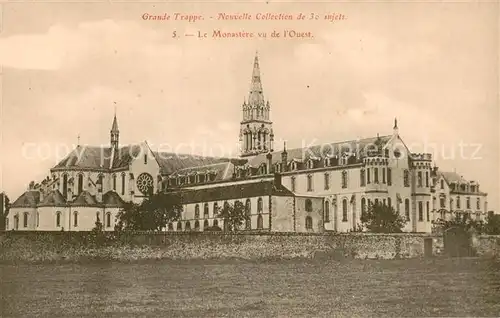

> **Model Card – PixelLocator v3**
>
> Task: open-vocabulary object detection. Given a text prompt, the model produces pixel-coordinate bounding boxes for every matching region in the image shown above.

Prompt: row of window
[169,172,217,187]
[440,196,482,210]
[61,173,127,198]
[193,198,265,219]
[168,215,266,231]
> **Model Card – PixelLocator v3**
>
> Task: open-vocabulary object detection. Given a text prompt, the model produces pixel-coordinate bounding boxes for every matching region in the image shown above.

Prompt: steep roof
[171,161,234,181]
[167,179,294,205]
[52,145,112,171]
[248,135,392,167]
[102,191,125,208]
[38,190,66,207]
[438,171,467,184]
[70,191,99,207]
[153,152,231,175]
[112,144,143,169]
[10,190,40,208]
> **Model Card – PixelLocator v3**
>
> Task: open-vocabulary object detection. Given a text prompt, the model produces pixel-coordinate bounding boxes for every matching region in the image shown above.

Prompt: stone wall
[0,231,448,263]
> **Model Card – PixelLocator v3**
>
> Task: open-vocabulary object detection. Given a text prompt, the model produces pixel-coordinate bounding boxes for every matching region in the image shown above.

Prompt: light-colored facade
[6,52,489,233]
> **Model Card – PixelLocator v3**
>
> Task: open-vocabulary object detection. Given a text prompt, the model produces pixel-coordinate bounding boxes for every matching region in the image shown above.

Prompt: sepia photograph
[0,1,499,317]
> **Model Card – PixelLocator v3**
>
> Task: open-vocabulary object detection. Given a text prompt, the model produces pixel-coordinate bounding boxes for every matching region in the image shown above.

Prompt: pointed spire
[393,117,399,135]
[111,105,119,132]
[248,51,265,108]
[283,141,287,153]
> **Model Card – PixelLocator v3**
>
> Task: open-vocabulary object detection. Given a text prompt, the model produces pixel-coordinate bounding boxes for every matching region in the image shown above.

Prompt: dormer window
[275,163,281,173]
[307,160,314,169]
[189,174,196,184]
[260,164,267,175]
[324,158,330,167]
[290,161,297,171]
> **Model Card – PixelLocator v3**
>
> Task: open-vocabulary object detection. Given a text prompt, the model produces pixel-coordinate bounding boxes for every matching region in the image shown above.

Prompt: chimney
[274,173,282,189]
[266,152,273,174]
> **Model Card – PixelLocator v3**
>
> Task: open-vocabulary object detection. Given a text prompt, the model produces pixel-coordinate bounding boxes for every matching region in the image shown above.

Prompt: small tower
[110,113,119,150]
[393,117,399,136]
[239,51,274,157]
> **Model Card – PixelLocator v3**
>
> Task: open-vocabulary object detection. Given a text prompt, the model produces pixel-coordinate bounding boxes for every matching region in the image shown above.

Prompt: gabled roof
[70,191,99,207]
[166,180,294,205]
[38,190,66,207]
[153,152,231,175]
[102,191,125,208]
[52,145,112,171]
[10,190,40,208]
[438,171,467,184]
[247,135,391,167]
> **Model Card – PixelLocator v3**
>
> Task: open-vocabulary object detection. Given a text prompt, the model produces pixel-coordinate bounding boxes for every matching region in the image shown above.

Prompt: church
[6,53,489,233]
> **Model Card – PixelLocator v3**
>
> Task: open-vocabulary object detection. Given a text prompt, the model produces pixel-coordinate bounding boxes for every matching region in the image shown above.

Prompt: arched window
[194,220,200,230]
[257,198,263,214]
[361,198,366,215]
[106,212,111,228]
[324,201,330,222]
[185,221,191,231]
[405,199,410,220]
[23,212,28,228]
[245,199,251,216]
[404,170,410,187]
[14,215,19,230]
[245,217,251,230]
[62,174,68,197]
[466,197,471,209]
[73,211,78,227]
[177,222,182,231]
[56,211,61,227]
[257,215,263,229]
[203,220,209,229]
[291,162,297,171]
[342,199,348,222]
[213,202,219,217]
[194,204,200,219]
[305,199,313,212]
[341,170,348,188]
[367,168,371,184]
[77,174,83,195]
[305,216,313,230]
[121,173,126,195]
[440,179,444,189]
[112,174,117,191]
[477,198,481,210]
[374,168,379,183]
[382,168,386,184]
[213,219,219,228]
[204,203,209,218]
[97,174,104,193]
[426,201,430,221]
[360,169,366,187]
[307,174,313,192]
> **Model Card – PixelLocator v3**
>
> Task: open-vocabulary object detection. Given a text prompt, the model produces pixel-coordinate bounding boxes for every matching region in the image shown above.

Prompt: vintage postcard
[0,1,499,317]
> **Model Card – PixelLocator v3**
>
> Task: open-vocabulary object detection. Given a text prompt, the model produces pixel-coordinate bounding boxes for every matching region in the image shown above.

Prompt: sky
[0,2,498,211]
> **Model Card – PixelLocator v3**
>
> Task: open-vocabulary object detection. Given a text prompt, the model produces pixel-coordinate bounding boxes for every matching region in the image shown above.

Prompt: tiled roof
[102,191,126,208]
[38,190,66,207]
[112,144,143,169]
[247,135,392,167]
[438,171,467,184]
[71,191,99,207]
[153,152,231,175]
[10,190,40,208]
[166,179,294,205]
[52,146,112,171]
[171,161,234,181]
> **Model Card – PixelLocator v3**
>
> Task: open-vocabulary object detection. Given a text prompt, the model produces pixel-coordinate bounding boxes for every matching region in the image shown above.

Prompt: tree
[433,213,484,234]
[360,202,407,233]
[0,193,10,230]
[483,211,500,235]
[115,192,183,231]
[216,201,247,232]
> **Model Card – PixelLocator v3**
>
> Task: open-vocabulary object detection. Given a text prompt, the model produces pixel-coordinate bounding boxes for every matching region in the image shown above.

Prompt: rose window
[136,173,154,195]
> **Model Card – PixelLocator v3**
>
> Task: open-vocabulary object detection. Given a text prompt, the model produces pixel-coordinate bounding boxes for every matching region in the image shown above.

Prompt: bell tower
[110,113,119,150]
[239,52,274,157]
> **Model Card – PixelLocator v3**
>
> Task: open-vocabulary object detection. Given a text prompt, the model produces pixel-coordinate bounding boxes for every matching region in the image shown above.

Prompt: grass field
[1,257,499,317]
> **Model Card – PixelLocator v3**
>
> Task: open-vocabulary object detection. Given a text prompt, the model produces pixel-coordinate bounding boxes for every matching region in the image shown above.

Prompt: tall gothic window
[204,203,209,218]
[195,204,200,219]
[404,170,410,187]
[257,198,263,213]
[418,201,423,221]
[387,168,392,186]
[417,171,422,187]
[56,211,61,227]
[305,216,313,230]
[425,172,429,187]
[324,173,330,190]
[367,168,371,184]
[121,173,126,195]
[73,211,78,227]
[405,199,410,220]
[106,212,111,228]
[307,175,313,192]
[382,168,386,184]
[77,174,83,195]
[360,169,366,187]
[342,199,348,222]
[374,168,379,184]
[62,174,68,198]
[213,202,219,217]
[324,201,330,222]
[341,171,348,189]
[23,212,28,228]
[112,174,117,191]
